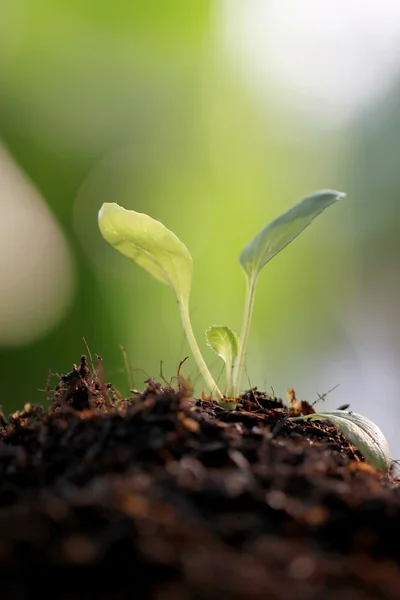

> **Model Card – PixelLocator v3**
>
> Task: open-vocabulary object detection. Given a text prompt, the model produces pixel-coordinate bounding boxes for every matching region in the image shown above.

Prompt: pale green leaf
[291,411,390,472]
[239,190,346,279]
[99,202,221,398]
[205,325,240,398]
[205,325,240,367]
[98,202,193,304]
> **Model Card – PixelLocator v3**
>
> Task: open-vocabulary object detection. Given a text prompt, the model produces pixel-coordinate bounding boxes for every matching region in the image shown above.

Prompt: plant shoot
[98,190,345,399]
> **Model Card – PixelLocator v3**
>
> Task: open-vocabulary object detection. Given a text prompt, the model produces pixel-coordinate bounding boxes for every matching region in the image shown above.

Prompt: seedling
[98,191,393,472]
[98,189,345,400]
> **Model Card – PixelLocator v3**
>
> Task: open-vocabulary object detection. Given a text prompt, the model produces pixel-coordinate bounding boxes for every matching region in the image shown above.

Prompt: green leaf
[239,190,346,279]
[291,411,390,472]
[205,326,240,396]
[99,203,222,398]
[98,202,193,304]
[232,189,346,396]
[205,325,240,368]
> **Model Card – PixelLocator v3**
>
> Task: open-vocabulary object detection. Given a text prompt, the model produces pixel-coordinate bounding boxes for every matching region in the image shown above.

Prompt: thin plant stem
[179,301,222,399]
[225,366,233,399]
[232,274,258,396]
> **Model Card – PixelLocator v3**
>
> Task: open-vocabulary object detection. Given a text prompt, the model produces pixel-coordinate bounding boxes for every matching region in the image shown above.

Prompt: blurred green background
[1,1,400,453]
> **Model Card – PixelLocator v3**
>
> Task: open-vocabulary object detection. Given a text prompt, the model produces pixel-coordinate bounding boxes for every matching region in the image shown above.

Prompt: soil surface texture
[1,355,400,600]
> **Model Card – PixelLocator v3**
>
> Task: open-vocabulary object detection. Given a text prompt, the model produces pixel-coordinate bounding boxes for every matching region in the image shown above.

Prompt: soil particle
[1,356,400,599]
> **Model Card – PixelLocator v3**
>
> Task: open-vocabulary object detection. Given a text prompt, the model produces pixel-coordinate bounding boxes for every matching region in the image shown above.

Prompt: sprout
[98,193,392,471]
[205,326,240,398]
[98,190,345,400]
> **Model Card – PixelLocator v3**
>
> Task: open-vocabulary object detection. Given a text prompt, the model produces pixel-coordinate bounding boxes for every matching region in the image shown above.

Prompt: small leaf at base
[205,325,240,365]
[291,410,390,472]
[205,325,240,396]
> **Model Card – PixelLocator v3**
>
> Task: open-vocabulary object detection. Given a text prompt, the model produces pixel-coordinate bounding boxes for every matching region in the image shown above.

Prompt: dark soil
[1,355,400,600]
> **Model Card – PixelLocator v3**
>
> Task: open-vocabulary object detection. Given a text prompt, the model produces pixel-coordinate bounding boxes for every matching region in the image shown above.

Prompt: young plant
[98,189,344,399]
[98,193,392,472]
